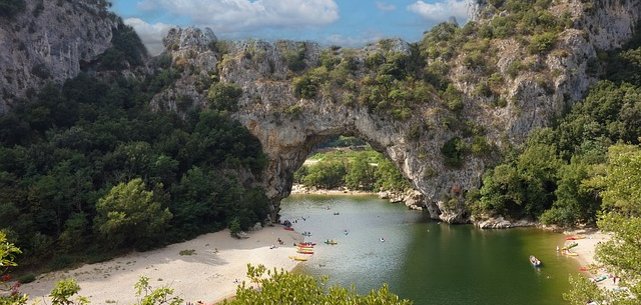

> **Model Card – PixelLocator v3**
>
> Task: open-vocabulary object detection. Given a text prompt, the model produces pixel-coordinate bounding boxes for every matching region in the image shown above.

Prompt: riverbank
[562,230,618,290]
[20,226,303,305]
[290,184,376,196]
[290,184,426,211]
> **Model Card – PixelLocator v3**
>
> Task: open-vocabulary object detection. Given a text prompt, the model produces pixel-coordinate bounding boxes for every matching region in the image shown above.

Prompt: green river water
[280,194,581,305]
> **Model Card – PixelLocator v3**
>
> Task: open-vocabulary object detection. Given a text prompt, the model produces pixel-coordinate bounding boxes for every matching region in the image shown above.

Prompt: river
[280,194,581,305]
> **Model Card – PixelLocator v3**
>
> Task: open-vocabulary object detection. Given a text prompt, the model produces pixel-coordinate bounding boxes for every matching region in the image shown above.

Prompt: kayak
[289,256,308,261]
[297,250,314,254]
[284,227,294,231]
[562,242,578,250]
[529,255,542,267]
[564,251,579,256]
[593,275,608,282]
[297,242,316,247]
[565,236,585,240]
[324,240,338,245]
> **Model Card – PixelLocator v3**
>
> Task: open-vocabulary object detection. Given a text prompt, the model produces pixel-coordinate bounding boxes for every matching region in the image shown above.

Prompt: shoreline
[19,226,303,305]
[561,230,618,290]
[290,184,377,196]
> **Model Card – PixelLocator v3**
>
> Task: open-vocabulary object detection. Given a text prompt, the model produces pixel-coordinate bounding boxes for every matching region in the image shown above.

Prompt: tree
[94,178,172,249]
[1,231,28,305]
[564,144,641,304]
[540,157,599,226]
[207,83,243,112]
[223,264,412,305]
[302,161,347,189]
[134,276,183,305]
[344,154,376,191]
[49,279,89,305]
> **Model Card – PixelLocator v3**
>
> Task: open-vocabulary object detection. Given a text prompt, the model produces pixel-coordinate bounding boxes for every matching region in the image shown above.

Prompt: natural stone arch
[234,96,485,223]
[152,29,489,223]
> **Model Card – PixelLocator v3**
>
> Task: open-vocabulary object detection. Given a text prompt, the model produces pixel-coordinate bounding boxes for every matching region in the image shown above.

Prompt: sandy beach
[290,184,377,196]
[562,230,619,289]
[20,226,303,305]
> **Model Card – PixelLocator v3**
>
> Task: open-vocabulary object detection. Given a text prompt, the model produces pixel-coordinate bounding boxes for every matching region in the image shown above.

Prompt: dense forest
[293,144,410,192]
[0,25,270,273]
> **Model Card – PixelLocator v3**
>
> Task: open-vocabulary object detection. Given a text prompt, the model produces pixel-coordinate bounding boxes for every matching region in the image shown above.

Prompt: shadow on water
[281,194,580,305]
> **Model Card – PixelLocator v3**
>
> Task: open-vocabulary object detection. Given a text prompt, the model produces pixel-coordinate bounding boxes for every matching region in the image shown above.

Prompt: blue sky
[111,0,472,54]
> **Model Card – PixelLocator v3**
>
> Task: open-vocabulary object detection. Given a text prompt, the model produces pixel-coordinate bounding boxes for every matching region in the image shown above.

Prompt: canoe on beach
[289,256,309,261]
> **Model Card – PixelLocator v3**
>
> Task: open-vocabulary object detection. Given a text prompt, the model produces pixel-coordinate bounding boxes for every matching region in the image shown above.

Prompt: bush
[529,32,557,55]
[292,76,319,99]
[441,137,467,167]
[207,82,243,112]
[17,273,36,284]
[442,84,463,112]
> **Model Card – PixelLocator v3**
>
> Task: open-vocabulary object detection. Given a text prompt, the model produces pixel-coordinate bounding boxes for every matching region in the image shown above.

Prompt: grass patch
[179,249,196,256]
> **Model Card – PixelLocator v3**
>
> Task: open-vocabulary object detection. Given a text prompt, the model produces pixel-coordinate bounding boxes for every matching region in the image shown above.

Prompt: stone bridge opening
[234,100,481,223]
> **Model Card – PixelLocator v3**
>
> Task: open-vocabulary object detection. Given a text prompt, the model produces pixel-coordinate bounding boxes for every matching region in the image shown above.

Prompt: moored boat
[529,255,542,267]
[297,242,316,247]
[289,256,308,261]
[324,239,338,245]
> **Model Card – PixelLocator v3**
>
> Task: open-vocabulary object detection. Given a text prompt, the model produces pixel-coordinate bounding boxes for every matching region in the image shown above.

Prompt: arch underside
[235,96,485,224]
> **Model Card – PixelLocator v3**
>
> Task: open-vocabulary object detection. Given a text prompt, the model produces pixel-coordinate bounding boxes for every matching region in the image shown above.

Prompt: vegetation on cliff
[471,31,641,226]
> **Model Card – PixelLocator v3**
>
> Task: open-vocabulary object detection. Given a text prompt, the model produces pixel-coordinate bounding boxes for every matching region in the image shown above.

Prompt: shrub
[442,84,463,112]
[283,44,307,72]
[441,137,467,167]
[179,249,196,256]
[207,82,243,112]
[17,273,36,284]
[529,32,558,55]
[292,76,319,99]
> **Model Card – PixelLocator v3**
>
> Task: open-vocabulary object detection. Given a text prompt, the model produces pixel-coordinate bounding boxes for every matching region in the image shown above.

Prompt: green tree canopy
[565,144,641,305]
[94,178,172,250]
[223,264,412,305]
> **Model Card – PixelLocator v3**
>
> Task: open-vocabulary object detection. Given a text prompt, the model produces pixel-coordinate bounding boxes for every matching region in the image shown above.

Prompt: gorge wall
[0,0,123,113]
[2,0,640,223]
[150,0,640,223]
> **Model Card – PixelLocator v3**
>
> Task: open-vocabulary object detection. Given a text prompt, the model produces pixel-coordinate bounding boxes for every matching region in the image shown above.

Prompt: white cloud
[375,2,396,12]
[136,0,339,33]
[124,18,174,55]
[407,0,470,23]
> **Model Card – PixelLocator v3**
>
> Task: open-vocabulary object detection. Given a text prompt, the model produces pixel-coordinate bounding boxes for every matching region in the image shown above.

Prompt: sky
[110,0,474,55]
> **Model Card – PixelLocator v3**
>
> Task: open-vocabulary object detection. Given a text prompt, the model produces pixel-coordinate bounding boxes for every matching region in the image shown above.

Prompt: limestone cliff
[2,0,639,224]
[148,0,640,223]
[0,0,123,112]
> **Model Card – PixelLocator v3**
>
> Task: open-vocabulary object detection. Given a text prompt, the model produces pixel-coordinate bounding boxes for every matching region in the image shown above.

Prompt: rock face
[0,0,119,112]
[148,0,640,223]
[2,0,639,224]
[149,27,219,113]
